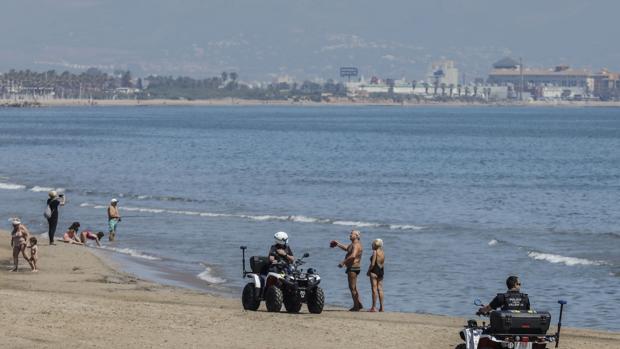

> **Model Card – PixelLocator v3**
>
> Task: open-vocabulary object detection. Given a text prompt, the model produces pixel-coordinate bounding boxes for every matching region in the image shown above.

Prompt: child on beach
[62,222,83,245]
[28,236,39,272]
[79,231,104,247]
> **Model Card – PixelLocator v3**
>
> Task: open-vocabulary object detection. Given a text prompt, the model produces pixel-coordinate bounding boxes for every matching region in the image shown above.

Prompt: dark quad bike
[457,299,567,349]
[240,246,325,314]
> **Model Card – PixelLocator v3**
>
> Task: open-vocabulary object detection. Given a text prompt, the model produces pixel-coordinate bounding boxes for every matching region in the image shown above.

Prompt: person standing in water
[331,230,364,311]
[107,198,121,241]
[45,190,65,245]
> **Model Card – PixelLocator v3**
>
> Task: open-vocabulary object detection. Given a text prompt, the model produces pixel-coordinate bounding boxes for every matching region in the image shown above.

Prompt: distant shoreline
[3,97,620,108]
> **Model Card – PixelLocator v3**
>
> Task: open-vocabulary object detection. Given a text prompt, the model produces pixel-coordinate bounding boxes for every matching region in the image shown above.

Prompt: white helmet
[274,231,289,244]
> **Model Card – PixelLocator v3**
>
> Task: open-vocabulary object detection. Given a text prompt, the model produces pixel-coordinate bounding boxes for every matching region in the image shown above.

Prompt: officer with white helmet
[269,231,295,266]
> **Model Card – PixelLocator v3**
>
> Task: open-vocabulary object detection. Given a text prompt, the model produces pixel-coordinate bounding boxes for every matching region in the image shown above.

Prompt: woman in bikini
[79,230,104,247]
[9,218,32,271]
[62,222,83,245]
[367,238,385,312]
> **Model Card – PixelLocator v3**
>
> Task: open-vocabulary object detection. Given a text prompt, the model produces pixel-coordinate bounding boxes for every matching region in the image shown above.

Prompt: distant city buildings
[343,57,620,101]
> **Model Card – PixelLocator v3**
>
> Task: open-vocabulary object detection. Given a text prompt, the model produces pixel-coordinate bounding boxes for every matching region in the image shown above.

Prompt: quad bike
[457,299,567,349]
[240,246,325,314]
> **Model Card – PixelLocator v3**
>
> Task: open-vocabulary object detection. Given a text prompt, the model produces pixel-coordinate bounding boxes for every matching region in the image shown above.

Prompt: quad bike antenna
[556,300,567,348]
[240,246,247,276]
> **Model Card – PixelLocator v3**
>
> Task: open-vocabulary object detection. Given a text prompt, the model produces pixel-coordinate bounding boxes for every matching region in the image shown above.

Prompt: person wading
[107,198,121,241]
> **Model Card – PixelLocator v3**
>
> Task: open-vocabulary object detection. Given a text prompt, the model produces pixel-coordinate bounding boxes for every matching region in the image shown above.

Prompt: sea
[1,105,618,331]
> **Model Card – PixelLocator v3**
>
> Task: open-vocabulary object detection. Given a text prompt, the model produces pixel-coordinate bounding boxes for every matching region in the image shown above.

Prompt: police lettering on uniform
[477,276,530,315]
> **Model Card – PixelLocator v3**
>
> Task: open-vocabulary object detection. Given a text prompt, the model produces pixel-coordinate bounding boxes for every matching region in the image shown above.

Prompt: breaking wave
[488,239,499,246]
[0,182,26,190]
[30,186,65,193]
[100,246,162,261]
[527,251,603,266]
[197,267,226,284]
[79,202,425,231]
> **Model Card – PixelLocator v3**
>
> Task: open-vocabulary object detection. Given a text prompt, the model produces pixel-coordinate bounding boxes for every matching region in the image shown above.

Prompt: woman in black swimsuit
[367,238,385,312]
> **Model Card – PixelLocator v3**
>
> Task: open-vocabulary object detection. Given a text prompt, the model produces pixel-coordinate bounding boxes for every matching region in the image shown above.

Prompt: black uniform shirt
[489,290,531,311]
[268,244,293,262]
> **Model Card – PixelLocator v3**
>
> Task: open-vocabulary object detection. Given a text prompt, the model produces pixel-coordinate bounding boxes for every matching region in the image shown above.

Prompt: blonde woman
[367,238,385,312]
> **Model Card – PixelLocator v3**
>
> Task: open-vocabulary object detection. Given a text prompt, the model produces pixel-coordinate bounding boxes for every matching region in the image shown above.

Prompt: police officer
[477,276,530,315]
[268,231,294,272]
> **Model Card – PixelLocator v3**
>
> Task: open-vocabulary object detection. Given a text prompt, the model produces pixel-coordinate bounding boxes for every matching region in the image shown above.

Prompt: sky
[1,0,619,81]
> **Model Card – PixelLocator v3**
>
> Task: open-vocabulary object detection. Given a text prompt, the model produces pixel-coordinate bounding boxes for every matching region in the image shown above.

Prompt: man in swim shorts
[331,230,364,311]
[107,198,121,241]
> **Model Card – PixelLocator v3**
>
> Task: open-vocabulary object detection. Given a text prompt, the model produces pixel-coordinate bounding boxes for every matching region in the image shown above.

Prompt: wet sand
[1,230,618,348]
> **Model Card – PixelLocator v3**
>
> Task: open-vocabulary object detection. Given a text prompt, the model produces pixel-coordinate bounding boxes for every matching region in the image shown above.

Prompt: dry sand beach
[1,231,618,349]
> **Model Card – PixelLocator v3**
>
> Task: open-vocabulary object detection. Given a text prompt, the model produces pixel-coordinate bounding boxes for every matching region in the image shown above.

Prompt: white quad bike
[240,246,324,314]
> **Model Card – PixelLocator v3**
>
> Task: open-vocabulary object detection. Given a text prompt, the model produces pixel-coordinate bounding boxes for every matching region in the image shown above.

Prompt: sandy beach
[1,231,618,349]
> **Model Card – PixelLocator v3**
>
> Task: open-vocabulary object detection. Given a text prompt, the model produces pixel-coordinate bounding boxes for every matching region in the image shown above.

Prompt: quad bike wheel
[242,283,260,311]
[283,290,302,313]
[265,286,283,312]
[307,287,325,314]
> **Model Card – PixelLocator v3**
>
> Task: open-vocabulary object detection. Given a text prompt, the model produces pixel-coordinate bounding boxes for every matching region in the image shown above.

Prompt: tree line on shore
[0,69,347,102]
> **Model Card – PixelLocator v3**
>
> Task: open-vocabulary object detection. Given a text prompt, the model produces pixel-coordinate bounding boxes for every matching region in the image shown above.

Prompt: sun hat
[49,190,58,198]
[111,198,118,203]
[10,218,21,225]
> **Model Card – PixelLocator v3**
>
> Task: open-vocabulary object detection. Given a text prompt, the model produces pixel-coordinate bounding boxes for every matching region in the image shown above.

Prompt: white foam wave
[389,224,424,230]
[288,215,322,223]
[29,186,65,193]
[102,246,161,261]
[488,239,499,246]
[197,267,226,284]
[79,203,424,231]
[527,251,602,266]
[0,182,26,190]
[333,220,380,228]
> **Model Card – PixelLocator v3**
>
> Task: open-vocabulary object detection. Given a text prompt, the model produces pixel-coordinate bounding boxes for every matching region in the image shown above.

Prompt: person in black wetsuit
[46,190,65,245]
[477,276,531,315]
[366,238,385,312]
[268,231,294,272]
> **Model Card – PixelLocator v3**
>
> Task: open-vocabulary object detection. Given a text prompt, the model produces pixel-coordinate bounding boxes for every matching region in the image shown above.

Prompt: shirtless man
[331,230,364,311]
[107,198,121,241]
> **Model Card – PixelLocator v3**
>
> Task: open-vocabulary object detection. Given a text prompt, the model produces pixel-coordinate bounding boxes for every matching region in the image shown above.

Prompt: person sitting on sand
[28,236,39,272]
[477,276,530,315]
[62,222,83,245]
[330,230,364,311]
[9,218,32,272]
[79,230,104,247]
[366,238,385,312]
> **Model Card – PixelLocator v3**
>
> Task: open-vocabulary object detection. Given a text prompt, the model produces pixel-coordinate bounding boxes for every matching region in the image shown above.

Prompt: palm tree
[440,83,446,96]
[423,82,429,95]
[449,84,455,97]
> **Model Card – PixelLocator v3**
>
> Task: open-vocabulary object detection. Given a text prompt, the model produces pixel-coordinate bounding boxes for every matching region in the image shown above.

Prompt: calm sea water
[1,106,618,331]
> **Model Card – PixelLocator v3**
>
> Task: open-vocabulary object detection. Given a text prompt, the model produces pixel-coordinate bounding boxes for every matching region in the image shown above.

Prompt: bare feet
[10,268,17,272]
[31,269,38,273]
[369,307,378,312]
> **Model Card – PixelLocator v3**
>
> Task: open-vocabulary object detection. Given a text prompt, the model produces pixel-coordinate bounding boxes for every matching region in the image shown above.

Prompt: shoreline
[1,230,619,348]
[3,97,620,108]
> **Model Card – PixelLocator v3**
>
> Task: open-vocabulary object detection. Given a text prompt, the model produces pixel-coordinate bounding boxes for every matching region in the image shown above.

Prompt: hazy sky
[1,0,618,80]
